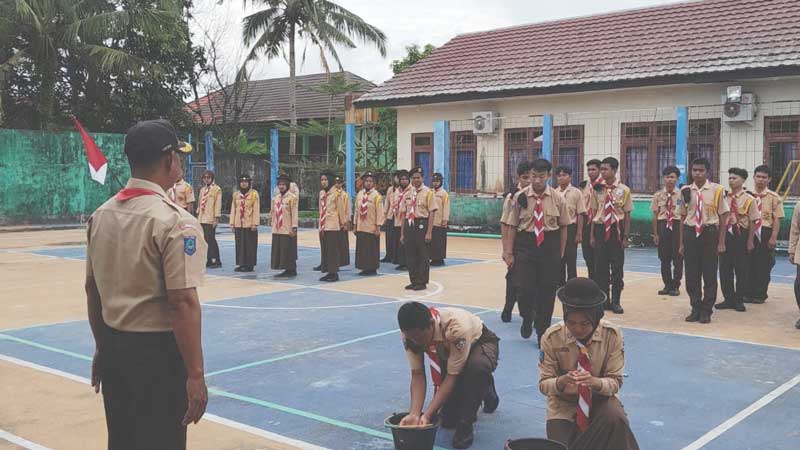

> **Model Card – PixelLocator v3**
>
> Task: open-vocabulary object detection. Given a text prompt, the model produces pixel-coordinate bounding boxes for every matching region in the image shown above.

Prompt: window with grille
[765,116,800,194]
[621,119,719,192]
[554,125,584,186]
[450,131,477,192]
[504,127,542,191]
[411,132,434,185]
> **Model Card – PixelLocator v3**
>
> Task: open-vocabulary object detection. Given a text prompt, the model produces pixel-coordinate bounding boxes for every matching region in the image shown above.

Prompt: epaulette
[541,323,564,342]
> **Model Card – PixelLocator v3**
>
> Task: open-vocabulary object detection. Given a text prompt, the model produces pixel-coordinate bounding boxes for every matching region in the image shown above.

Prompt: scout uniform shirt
[787,205,800,264]
[500,184,522,226]
[354,189,385,233]
[589,180,633,224]
[404,307,484,376]
[558,184,587,225]
[319,188,348,231]
[751,188,784,229]
[681,181,729,227]
[538,320,624,421]
[393,186,409,227]
[342,189,353,226]
[270,191,299,235]
[650,187,684,221]
[167,179,195,209]
[582,178,603,220]
[196,183,222,225]
[506,185,571,232]
[384,186,396,223]
[86,178,207,332]
[725,190,759,231]
[230,189,260,228]
[432,188,451,227]
[400,185,439,221]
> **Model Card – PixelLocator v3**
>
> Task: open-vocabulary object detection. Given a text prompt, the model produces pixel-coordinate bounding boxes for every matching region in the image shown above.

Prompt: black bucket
[504,438,567,450]
[384,413,440,450]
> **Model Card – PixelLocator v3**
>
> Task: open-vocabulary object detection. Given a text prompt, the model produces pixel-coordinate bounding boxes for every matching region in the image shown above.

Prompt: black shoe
[500,306,512,323]
[668,287,680,296]
[234,266,244,272]
[715,300,736,310]
[750,296,766,304]
[452,422,474,449]
[734,302,746,312]
[430,260,445,267]
[520,319,533,339]
[658,286,670,295]
[319,273,339,282]
[358,270,378,276]
[395,265,408,271]
[699,311,711,324]
[405,283,416,290]
[685,310,700,322]
[274,270,296,278]
[742,296,754,304]
[412,284,427,291]
[795,318,800,330]
[482,377,499,414]
[313,265,322,271]
[610,302,624,314]
[208,262,223,269]
[241,266,254,272]
[380,257,391,262]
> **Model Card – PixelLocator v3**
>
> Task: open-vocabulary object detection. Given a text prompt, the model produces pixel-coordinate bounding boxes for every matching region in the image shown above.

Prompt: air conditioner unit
[722,87,756,123]
[472,111,499,134]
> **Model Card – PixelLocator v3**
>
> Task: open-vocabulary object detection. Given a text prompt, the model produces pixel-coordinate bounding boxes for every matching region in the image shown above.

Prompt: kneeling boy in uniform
[539,277,639,450]
[398,302,500,449]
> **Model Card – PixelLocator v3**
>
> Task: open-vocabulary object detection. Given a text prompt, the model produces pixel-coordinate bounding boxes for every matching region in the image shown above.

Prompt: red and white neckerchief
[528,189,545,247]
[694,185,704,237]
[319,191,328,229]
[426,307,444,394]
[407,187,422,225]
[727,192,741,235]
[665,190,675,231]
[575,339,592,433]
[116,188,157,201]
[199,184,213,215]
[393,187,405,217]
[360,189,371,220]
[238,190,248,222]
[753,192,765,241]
[603,182,620,242]
[274,193,285,229]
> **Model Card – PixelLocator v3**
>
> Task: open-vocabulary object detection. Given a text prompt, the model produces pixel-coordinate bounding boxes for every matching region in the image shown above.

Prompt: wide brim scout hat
[361,171,376,181]
[556,277,607,308]
[124,119,192,165]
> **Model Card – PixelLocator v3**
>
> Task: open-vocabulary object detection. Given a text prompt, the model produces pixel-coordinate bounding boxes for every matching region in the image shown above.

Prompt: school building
[355,0,800,236]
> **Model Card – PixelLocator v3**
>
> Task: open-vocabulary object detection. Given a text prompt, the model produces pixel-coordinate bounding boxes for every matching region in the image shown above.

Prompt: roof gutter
[354,66,800,108]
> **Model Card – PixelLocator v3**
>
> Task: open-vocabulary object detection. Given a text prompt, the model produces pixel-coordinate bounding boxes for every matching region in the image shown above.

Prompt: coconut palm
[0,0,182,128]
[241,0,386,155]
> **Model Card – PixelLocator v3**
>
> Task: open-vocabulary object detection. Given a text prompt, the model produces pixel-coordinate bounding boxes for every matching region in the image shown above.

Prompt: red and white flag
[72,116,108,185]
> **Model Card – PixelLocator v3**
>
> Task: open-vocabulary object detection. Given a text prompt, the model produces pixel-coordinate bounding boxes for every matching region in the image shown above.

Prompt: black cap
[124,119,191,165]
[432,172,443,181]
[397,169,410,179]
[556,278,607,308]
[410,167,423,176]
[361,171,375,180]
[239,174,252,182]
[277,173,292,184]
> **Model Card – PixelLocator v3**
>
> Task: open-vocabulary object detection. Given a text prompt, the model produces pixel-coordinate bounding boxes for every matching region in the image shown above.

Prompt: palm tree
[0,0,182,129]
[241,0,386,155]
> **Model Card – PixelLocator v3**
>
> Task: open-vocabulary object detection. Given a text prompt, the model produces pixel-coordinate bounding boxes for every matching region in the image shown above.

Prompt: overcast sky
[190,0,686,90]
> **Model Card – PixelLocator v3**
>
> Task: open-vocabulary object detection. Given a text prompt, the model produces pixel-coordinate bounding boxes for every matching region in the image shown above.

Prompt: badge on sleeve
[184,236,197,255]
[455,338,466,351]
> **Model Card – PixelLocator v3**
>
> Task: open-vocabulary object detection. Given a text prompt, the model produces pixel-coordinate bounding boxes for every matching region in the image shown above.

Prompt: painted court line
[0,354,331,450]
[203,299,403,311]
[0,429,51,450]
[680,372,800,450]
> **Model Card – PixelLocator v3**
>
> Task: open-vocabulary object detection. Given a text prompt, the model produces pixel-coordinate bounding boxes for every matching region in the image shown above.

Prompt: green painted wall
[0,129,130,223]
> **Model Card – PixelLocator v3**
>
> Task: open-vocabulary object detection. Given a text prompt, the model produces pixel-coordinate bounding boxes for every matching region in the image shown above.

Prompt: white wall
[396,77,800,193]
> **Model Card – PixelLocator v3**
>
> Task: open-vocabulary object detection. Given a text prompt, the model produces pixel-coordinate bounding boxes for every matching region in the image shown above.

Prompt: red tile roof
[356,0,800,107]
[187,72,373,124]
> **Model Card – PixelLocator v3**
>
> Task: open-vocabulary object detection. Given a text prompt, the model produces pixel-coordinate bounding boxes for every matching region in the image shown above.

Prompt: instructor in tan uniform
[86,119,208,450]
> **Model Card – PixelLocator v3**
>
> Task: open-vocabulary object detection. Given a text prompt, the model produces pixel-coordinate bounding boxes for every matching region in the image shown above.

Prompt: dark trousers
[593,223,625,303]
[404,219,431,285]
[720,229,750,304]
[504,266,517,311]
[392,225,406,266]
[581,216,595,280]
[202,223,221,265]
[320,230,340,274]
[514,230,560,339]
[546,397,639,450]
[684,225,719,314]
[559,223,578,286]
[355,231,380,271]
[430,226,448,261]
[338,230,351,266]
[750,227,775,300]
[101,325,187,450]
[440,327,499,425]
[657,220,683,289]
[794,265,800,312]
[383,224,395,261]
[234,227,258,268]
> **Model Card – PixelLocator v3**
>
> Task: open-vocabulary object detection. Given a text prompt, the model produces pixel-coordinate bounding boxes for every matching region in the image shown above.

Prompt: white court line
[0,354,330,450]
[203,300,403,311]
[0,429,51,450]
[680,373,800,450]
